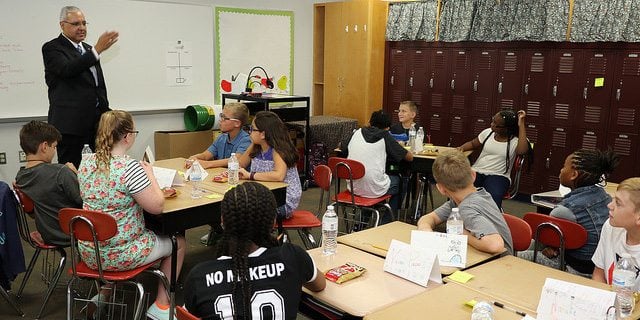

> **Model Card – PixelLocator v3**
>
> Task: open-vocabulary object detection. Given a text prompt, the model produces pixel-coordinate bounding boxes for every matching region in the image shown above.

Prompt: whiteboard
[0,0,214,119]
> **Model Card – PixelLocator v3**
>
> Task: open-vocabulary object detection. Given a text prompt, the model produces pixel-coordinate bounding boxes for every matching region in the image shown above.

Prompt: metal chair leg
[0,285,24,316]
[36,248,66,319]
[17,247,41,298]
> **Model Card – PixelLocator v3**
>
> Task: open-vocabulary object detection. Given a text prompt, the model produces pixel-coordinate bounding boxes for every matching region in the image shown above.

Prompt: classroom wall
[0,0,322,182]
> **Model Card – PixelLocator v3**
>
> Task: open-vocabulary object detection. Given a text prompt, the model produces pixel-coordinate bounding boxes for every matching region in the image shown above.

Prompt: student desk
[364,282,524,320]
[445,255,640,318]
[337,221,503,275]
[301,244,438,318]
[146,158,287,318]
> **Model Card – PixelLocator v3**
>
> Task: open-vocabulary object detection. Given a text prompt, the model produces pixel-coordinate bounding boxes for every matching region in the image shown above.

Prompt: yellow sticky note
[594,77,604,87]
[205,194,222,199]
[465,299,478,308]
[448,270,474,283]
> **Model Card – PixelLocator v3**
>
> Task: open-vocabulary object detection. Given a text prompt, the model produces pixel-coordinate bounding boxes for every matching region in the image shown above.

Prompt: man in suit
[43,6,119,168]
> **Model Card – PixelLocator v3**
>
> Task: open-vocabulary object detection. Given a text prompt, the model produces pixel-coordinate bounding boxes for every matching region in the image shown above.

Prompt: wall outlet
[19,151,27,162]
[0,152,6,165]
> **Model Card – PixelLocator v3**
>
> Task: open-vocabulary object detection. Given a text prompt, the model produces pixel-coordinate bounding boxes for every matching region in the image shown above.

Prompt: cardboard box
[154,130,214,160]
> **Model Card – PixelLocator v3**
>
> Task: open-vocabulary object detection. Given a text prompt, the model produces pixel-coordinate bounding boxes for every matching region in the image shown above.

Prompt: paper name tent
[383,239,442,287]
[411,231,468,268]
[152,166,185,189]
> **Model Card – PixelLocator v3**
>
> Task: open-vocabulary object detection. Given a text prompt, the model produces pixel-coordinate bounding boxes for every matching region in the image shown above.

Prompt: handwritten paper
[411,231,468,268]
[383,239,441,287]
[536,278,615,320]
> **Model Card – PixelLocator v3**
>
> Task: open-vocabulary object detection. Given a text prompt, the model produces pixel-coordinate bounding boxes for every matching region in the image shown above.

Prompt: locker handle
[473,80,478,92]
[616,88,621,101]
[390,75,394,85]
[498,82,503,94]
[583,87,588,100]
[545,155,551,169]
[450,79,455,90]
[409,76,414,87]
[429,78,434,88]
[553,85,557,97]
[524,84,529,95]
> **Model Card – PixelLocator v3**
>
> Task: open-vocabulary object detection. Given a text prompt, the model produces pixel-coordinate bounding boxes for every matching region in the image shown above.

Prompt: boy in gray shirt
[417,149,513,255]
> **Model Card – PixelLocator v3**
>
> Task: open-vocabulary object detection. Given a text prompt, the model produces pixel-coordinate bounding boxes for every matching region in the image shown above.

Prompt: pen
[493,301,526,317]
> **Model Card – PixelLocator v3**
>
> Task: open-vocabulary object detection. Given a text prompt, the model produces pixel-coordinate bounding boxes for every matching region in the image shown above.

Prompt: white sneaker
[200,232,209,244]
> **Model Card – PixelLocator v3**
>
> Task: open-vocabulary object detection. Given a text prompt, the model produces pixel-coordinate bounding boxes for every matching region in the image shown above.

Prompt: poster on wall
[215,7,293,104]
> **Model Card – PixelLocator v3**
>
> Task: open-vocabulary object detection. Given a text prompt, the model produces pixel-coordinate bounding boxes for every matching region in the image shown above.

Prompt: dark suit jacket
[43,34,110,136]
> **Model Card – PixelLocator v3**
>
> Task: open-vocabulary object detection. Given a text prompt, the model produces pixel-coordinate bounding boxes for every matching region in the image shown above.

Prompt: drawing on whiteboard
[166,40,193,86]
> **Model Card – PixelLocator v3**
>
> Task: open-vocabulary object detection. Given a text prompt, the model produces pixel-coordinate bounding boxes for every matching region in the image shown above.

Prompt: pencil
[370,244,388,251]
[493,301,526,317]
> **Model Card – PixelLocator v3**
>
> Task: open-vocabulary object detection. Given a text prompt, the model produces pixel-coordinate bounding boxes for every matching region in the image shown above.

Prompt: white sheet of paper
[558,184,571,196]
[153,166,177,189]
[184,160,209,181]
[410,231,468,268]
[383,239,441,287]
[143,145,155,164]
[536,278,615,320]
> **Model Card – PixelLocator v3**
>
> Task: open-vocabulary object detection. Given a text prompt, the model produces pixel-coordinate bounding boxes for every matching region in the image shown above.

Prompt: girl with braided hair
[518,148,619,276]
[457,109,530,209]
[78,110,186,320]
[183,182,325,319]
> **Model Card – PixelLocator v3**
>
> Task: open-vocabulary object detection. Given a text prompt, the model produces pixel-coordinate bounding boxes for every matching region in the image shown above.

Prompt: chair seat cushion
[30,231,58,249]
[334,191,391,207]
[69,260,157,281]
[275,210,321,229]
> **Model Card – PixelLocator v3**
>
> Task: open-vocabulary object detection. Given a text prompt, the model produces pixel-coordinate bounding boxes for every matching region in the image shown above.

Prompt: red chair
[58,208,170,320]
[504,154,525,200]
[523,212,588,270]
[276,165,332,249]
[176,305,200,320]
[328,157,392,233]
[12,184,66,319]
[502,213,532,255]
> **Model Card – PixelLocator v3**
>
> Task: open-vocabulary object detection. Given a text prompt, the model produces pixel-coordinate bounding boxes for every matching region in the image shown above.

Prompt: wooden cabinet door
[548,50,582,127]
[609,51,640,134]
[323,2,346,117]
[522,50,551,125]
[470,49,498,116]
[495,50,524,113]
[607,133,640,183]
[341,0,368,121]
[577,51,616,130]
[427,49,450,114]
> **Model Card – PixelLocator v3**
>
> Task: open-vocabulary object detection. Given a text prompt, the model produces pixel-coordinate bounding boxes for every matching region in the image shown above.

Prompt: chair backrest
[176,306,200,320]
[12,184,34,214]
[502,213,532,254]
[313,164,333,214]
[522,212,587,250]
[58,208,118,279]
[328,157,365,180]
[504,154,525,199]
[12,184,38,247]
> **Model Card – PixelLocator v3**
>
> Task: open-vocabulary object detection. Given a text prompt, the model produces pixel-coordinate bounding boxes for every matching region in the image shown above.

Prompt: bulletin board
[215,7,294,104]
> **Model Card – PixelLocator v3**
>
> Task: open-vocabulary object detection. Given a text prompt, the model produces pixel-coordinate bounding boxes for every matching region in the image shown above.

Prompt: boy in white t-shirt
[592,177,640,289]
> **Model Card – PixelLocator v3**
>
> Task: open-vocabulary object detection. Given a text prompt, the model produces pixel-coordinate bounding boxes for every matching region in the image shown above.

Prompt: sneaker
[200,229,222,246]
[199,232,209,244]
[146,303,177,320]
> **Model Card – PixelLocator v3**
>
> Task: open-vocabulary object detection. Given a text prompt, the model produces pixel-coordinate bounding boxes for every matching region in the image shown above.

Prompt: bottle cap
[327,205,334,210]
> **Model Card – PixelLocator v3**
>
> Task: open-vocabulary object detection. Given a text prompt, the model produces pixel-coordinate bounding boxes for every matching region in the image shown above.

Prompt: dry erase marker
[493,301,526,317]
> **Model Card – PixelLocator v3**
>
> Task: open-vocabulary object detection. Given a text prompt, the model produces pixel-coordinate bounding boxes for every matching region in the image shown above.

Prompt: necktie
[76,44,83,55]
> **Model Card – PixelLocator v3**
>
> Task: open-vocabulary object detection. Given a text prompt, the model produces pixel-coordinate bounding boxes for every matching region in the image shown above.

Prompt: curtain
[544,0,569,41]
[385,1,438,41]
[439,0,476,42]
[571,0,633,42]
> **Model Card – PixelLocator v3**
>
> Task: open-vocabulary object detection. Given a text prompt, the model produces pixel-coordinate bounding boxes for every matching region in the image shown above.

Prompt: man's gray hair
[59,6,81,22]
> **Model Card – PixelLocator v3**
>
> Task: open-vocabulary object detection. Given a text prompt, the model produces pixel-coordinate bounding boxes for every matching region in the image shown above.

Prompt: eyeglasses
[249,126,263,133]
[63,20,88,27]
[219,113,239,122]
[129,130,139,136]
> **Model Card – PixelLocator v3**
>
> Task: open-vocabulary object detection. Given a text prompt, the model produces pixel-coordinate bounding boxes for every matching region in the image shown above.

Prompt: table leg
[169,234,177,320]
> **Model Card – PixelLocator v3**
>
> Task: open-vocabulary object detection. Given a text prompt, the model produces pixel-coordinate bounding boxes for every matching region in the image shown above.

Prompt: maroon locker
[577,51,616,130]
[424,112,450,146]
[471,49,498,116]
[495,50,524,113]
[609,51,640,134]
[577,129,606,151]
[522,50,551,126]
[606,133,640,183]
[448,115,468,147]
[542,126,576,191]
[407,47,428,126]
[548,50,583,127]
[386,47,408,119]
[427,49,450,114]
[450,49,472,116]
[519,123,547,195]
[468,117,491,142]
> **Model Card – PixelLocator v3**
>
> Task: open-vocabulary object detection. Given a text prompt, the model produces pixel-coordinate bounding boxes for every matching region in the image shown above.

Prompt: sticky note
[448,270,474,283]
[594,77,604,87]
[465,299,478,308]
[205,194,222,199]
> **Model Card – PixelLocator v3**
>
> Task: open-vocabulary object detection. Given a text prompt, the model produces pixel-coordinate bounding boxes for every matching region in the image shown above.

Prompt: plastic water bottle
[322,205,338,255]
[408,126,416,152]
[190,166,203,199]
[613,253,637,318]
[447,208,464,235]
[227,153,239,186]
[415,127,424,153]
[471,301,494,320]
[81,144,92,155]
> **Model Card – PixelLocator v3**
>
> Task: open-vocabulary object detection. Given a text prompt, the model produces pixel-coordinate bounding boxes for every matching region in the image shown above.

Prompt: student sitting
[389,100,418,136]
[592,178,640,287]
[417,149,513,255]
[339,110,413,224]
[15,120,82,247]
[519,149,618,276]
[184,182,326,319]
[189,102,251,245]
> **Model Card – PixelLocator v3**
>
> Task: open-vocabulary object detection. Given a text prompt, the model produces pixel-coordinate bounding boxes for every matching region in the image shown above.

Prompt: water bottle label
[228,162,239,170]
[323,222,337,231]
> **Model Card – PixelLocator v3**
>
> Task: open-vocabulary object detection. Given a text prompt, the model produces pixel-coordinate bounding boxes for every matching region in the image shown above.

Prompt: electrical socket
[0,152,6,165]
[19,151,27,162]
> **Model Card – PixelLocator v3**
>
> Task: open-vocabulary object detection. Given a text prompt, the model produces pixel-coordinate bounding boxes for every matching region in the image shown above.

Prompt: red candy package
[325,262,366,284]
